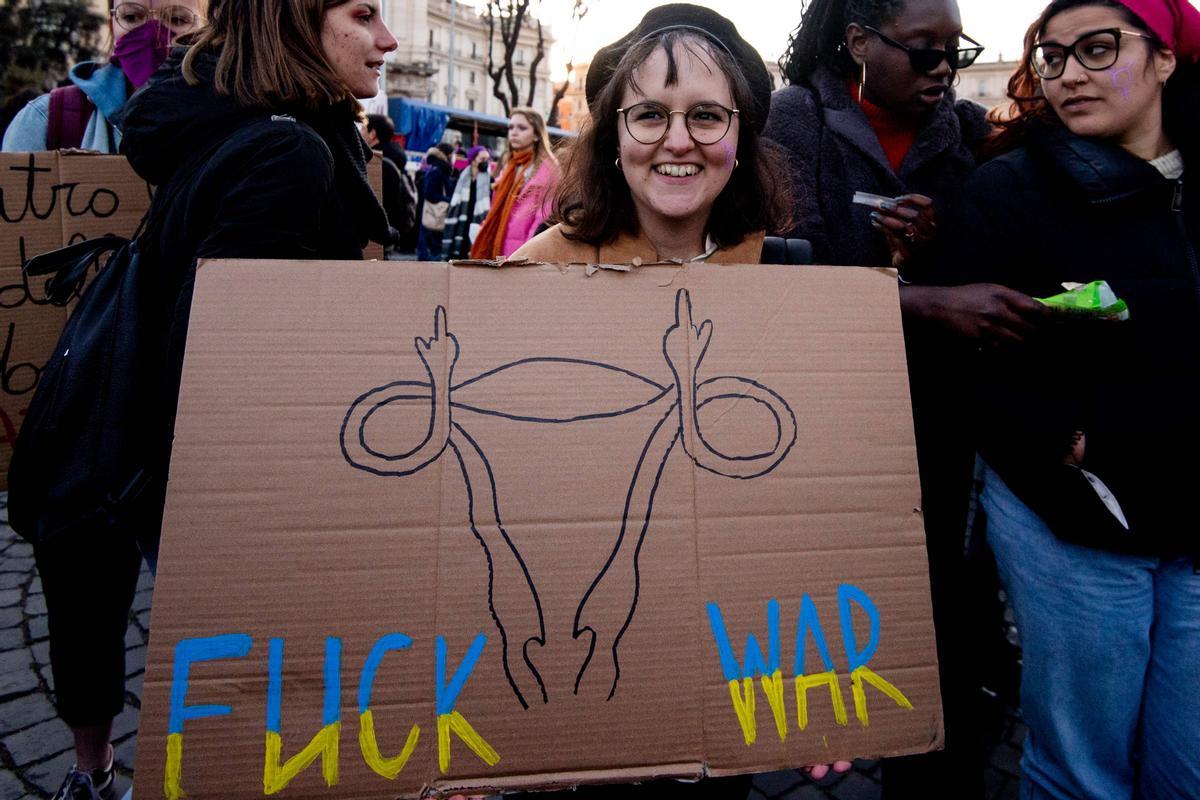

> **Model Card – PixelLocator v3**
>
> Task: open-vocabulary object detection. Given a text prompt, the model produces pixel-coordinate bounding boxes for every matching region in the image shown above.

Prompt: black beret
[584,3,772,132]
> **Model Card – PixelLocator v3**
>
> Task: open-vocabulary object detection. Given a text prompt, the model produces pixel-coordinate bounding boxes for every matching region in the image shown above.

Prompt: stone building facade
[958,59,1020,112]
[385,0,556,118]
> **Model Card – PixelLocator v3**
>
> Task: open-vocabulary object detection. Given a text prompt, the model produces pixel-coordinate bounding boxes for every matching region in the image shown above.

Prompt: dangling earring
[859,62,867,103]
[614,156,622,169]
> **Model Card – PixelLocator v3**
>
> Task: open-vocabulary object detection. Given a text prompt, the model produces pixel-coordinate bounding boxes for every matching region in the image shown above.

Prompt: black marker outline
[340,289,797,705]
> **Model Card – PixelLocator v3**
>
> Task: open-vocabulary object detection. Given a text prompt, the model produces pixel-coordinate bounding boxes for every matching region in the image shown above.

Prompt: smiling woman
[321,0,392,98]
[513,3,789,265]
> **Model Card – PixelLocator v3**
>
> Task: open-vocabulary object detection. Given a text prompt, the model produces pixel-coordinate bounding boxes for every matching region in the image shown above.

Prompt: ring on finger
[904,223,917,240]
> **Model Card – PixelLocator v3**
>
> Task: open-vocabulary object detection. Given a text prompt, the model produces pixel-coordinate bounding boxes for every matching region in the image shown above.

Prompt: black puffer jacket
[763,67,991,267]
[118,50,388,264]
[948,125,1200,556]
[113,50,390,483]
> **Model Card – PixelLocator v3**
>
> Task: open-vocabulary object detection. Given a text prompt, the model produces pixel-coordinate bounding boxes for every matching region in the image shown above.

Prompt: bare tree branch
[526,17,545,107]
[484,0,558,117]
[484,3,511,115]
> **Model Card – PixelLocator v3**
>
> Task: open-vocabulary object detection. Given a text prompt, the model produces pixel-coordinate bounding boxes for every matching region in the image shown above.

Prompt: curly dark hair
[555,30,791,248]
[986,0,1200,157]
[779,0,907,85]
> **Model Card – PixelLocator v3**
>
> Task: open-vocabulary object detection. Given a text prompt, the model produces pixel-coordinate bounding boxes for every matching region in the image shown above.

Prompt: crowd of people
[3,0,1198,798]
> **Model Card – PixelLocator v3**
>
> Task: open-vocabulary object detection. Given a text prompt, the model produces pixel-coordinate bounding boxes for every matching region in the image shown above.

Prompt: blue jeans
[980,462,1200,800]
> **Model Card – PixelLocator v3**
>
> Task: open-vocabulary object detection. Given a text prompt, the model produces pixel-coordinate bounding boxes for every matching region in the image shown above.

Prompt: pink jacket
[500,158,559,257]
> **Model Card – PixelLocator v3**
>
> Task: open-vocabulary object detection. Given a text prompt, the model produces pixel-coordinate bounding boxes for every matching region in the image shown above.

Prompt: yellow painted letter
[850,667,914,727]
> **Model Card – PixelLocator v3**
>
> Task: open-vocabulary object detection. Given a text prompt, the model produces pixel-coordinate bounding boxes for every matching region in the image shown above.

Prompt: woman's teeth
[655,164,699,177]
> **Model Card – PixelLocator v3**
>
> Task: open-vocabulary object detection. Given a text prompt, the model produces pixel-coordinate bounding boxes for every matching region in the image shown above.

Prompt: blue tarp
[391,98,450,153]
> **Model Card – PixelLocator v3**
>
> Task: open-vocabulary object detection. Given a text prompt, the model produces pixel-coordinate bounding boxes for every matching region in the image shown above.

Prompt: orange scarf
[471,149,534,259]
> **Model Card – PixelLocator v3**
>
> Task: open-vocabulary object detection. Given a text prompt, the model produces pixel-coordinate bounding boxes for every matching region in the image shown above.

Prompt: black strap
[760,236,815,265]
[23,235,126,306]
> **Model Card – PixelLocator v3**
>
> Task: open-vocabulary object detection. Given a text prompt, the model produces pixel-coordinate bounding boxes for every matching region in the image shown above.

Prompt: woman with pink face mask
[2,0,205,152]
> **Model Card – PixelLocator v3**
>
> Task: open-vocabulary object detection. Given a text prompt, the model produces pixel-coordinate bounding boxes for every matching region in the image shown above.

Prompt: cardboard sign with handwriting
[135,259,943,798]
[0,152,383,489]
[0,152,152,487]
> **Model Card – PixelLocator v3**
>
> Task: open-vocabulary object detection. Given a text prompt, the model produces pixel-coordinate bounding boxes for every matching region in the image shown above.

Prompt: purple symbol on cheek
[720,141,736,168]
[1110,66,1134,100]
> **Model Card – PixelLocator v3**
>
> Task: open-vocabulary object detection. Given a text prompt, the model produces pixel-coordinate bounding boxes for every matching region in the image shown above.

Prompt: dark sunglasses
[861,26,985,72]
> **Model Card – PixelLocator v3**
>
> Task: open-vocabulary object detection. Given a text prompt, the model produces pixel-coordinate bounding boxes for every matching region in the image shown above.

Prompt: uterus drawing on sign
[340,288,797,707]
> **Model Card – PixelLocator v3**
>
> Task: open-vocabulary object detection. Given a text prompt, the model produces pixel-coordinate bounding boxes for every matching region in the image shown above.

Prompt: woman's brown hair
[554,30,790,248]
[985,0,1180,156]
[180,0,357,111]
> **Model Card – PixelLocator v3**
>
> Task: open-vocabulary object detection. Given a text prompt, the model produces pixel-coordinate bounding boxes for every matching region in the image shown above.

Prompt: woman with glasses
[2,0,204,152]
[946,0,1200,796]
[470,107,559,259]
[513,4,788,268]
[510,6,788,793]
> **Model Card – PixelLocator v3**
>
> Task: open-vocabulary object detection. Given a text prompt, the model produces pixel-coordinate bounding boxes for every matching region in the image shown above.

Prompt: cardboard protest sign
[0,152,153,489]
[0,153,383,489]
[135,260,942,798]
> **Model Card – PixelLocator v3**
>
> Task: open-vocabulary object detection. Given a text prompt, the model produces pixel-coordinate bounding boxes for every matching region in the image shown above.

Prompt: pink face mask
[110,19,173,88]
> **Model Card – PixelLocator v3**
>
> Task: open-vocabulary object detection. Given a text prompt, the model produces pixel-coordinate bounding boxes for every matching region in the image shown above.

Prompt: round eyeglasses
[111,2,202,34]
[1032,27,1156,79]
[861,26,985,73]
[616,102,739,146]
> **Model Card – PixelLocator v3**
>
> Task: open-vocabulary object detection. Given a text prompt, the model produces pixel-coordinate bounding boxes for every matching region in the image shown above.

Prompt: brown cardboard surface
[0,152,384,488]
[0,152,151,487]
[135,260,941,798]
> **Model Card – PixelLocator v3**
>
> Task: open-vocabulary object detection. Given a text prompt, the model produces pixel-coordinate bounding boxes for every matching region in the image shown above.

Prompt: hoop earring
[858,62,867,103]
[734,159,740,169]
[614,157,622,169]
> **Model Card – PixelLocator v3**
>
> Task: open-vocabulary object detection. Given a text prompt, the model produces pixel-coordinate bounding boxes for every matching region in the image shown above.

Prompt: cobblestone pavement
[0,498,1022,800]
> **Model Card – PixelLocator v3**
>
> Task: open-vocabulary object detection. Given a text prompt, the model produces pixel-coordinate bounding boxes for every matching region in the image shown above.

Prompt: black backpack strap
[24,234,126,305]
[760,236,815,265]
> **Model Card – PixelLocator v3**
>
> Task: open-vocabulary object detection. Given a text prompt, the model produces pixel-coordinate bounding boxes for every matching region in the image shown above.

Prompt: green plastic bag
[1035,280,1129,320]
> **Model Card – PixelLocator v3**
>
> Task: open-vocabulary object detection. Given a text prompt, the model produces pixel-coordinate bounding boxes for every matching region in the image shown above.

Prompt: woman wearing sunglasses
[2,0,204,152]
[765,0,991,270]
[945,0,1200,796]
[767,3,1049,795]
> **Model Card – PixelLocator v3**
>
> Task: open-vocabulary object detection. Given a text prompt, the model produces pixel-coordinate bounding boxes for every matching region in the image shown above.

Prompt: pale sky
[541,0,1088,76]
